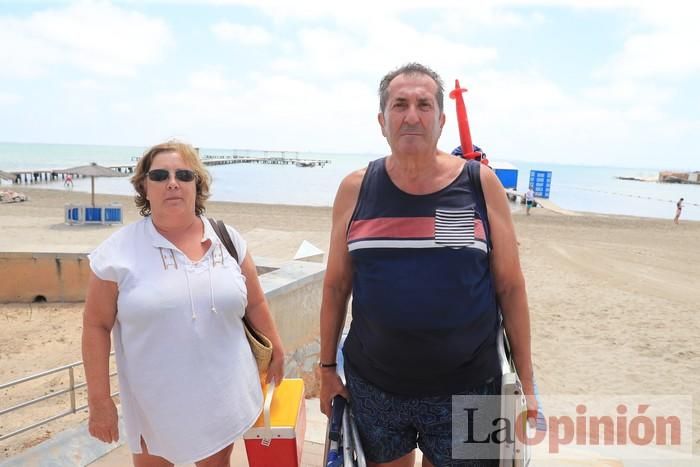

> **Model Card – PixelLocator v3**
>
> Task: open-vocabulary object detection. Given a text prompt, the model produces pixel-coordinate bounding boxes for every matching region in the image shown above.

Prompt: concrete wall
[256,257,326,397]
[0,253,91,303]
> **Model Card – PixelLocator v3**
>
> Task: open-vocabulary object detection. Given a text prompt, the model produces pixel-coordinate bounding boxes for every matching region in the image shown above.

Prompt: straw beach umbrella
[57,162,126,207]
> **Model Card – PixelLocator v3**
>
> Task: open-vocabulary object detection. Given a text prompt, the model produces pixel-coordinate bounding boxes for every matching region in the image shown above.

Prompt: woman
[82,140,285,466]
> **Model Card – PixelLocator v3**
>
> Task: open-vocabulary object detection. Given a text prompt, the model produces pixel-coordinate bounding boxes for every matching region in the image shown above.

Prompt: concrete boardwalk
[90,440,327,467]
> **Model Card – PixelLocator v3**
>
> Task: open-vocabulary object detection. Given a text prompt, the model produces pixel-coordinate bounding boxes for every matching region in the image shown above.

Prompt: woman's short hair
[131,140,211,216]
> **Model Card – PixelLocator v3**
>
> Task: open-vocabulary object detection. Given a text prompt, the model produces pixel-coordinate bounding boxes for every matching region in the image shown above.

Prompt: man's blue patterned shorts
[345,362,501,467]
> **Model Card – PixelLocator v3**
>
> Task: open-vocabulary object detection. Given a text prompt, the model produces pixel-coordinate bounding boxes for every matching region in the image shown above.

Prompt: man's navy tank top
[343,157,500,396]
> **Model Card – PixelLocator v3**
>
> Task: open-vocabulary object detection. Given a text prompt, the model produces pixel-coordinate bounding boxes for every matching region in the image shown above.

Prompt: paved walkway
[90,440,327,467]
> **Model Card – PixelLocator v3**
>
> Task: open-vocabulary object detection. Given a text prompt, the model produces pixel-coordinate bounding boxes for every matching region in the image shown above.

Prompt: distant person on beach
[674,197,684,224]
[320,63,536,466]
[526,186,535,215]
[64,174,73,190]
[82,140,284,465]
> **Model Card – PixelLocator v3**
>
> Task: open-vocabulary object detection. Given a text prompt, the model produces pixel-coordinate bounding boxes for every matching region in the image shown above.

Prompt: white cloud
[569,1,700,80]
[211,22,272,45]
[188,70,240,92]
[61,79,107,92]
[0,2,173,78]
[148,71,380,152]
[604,29,700,79]
[270,22,497,79]
[583,79,676,103]
[1,0,697,170]
[435,4,546,34]
[0,92,22,105]
[242,0,700,85]
[110,101,135,113]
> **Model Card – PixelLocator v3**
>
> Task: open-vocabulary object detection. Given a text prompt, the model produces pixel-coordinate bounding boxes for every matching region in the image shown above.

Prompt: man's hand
[525,392,539,429]
[88,397,119,443]
[319,369,350,417]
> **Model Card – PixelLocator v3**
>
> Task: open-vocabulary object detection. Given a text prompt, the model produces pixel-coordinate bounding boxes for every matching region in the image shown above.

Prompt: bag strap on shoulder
[466,159,487,216]
[207,217,239,263]
[466,159,482,194]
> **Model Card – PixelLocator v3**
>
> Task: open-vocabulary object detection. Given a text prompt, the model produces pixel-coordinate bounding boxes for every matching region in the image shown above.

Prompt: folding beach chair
[322,334,367,467]
[323,395,366,467]
[498,321,547,467]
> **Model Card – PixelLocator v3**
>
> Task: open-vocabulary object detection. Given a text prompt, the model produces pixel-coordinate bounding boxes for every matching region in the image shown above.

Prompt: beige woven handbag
[243,318,273,376]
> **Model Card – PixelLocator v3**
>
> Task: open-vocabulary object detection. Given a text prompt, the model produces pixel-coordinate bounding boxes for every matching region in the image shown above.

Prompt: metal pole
[91,176,95,207]
[68,367,76,413]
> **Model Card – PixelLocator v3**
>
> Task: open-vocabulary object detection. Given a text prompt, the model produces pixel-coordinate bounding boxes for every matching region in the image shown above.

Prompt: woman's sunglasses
[147,169,196,182]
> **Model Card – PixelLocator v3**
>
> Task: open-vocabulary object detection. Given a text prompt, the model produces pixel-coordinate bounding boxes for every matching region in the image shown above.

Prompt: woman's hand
[88,397,119,443]
[266,347,285,386]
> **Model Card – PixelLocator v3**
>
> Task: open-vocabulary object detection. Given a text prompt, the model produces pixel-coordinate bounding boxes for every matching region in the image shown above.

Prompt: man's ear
[378,112,387,137]
[439,112,446,129]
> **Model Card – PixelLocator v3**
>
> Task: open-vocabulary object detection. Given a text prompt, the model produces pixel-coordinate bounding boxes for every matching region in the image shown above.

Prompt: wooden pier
[200,155,330,168]
[1,152,331,185]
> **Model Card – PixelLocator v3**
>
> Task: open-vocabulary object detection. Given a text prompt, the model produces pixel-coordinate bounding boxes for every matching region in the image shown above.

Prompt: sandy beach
[1,186,699,460]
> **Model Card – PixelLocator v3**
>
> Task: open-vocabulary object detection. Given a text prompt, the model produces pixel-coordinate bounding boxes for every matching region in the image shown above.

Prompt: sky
[0,0,699,169]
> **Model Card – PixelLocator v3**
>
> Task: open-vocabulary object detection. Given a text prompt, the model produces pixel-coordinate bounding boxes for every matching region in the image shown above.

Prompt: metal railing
[0,352,118,442]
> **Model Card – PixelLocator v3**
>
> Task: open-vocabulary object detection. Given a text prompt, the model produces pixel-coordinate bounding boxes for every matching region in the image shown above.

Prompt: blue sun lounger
[64,203,123,225]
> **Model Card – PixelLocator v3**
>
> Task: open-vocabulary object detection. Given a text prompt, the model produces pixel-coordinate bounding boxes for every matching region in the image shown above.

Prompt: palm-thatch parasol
[57,162,126,207]
[0,170,16,181]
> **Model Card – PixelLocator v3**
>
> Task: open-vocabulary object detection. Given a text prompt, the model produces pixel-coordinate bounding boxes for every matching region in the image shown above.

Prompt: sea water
[1,142,697,221]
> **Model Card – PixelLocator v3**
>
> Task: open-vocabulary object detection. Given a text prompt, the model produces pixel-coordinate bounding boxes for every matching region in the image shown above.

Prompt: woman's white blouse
[89,216,262,464]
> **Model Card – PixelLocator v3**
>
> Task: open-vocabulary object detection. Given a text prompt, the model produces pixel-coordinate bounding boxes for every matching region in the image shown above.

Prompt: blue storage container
[491,161,519,189]
[494,168,518,189]
[529,170,552,199]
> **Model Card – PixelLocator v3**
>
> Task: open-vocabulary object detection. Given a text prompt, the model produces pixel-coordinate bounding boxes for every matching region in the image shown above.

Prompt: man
[674,197,684,224]
[320,63,535,466]
[525,186,535,216]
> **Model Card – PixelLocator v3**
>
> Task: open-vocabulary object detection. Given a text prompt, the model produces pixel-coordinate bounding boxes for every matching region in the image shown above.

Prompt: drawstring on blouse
[166,239,219,322]
[180,248,218,321]
[183,265,197,320]
[208,258,217,314]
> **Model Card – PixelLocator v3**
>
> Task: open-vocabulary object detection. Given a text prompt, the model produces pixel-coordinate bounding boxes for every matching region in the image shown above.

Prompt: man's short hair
[378,63,444,114]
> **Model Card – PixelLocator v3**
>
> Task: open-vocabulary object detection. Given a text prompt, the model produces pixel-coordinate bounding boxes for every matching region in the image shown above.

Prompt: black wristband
[319,362,337,368]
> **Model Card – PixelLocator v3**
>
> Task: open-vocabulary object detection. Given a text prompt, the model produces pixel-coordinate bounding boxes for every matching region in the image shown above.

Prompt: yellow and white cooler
[244,379,306,467]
